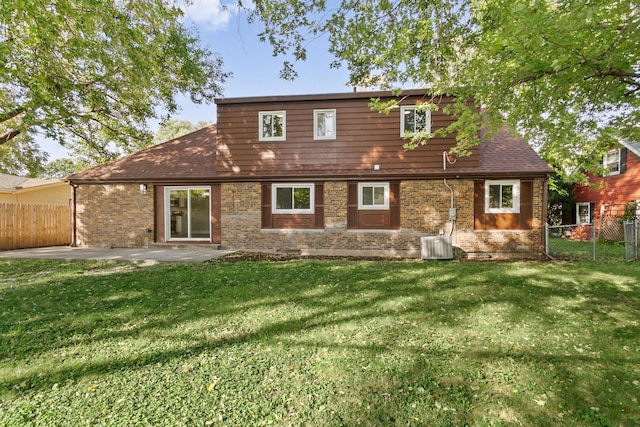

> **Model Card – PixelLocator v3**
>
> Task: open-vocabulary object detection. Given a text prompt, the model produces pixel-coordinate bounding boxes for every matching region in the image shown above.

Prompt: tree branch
[0,107,25,124]
[513,66,571,85]
[0,128,21,145]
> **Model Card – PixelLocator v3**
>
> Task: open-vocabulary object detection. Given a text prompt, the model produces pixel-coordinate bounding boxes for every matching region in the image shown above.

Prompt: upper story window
[485,180,520,214]
[259,111,286,141]
[272,183,314,214]
[314,109,336,140]
[358,182,390,210]
[400,105,431,137]
[603,148,620,176]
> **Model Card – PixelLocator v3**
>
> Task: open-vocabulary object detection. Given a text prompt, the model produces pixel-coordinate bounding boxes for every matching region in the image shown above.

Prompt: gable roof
[0,173,64,192]
[621,139,640,158]
[67,125,218,183]
[471,128,552,175]
[67,116,550,183]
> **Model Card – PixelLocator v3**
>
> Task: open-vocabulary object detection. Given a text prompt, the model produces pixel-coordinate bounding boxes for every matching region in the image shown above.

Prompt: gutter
[67,171,552,185]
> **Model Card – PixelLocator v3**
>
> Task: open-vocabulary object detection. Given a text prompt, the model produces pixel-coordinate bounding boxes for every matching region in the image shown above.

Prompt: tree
[246,0,639,181]
[0,134,47,177]
[153,119,212,144]
[40,158,85,179]
[38,118,211,177]
[1,0,229,154]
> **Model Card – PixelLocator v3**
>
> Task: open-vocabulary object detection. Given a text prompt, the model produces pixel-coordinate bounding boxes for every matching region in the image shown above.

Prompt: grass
[548,237,629,261]
[1,256,639,426]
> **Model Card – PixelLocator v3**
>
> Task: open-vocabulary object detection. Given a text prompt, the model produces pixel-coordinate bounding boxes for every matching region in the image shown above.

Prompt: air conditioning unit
[421,236,453,260]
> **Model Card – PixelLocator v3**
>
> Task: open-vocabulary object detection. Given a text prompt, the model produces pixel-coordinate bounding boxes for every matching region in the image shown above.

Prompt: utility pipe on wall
[442,150,458,240]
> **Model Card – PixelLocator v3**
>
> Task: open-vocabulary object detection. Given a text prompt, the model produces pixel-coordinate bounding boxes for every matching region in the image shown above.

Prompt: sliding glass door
[165,187,211,241]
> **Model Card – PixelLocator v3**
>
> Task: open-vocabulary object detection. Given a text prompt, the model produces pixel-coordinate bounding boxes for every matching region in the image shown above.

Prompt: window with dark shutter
[347,181,400,230]
[261,183,324,229]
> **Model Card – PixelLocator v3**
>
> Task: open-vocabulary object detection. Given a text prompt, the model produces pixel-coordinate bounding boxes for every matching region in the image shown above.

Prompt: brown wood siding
[154,183,221,243]
[347,181,400,230]
[474,180,533,230]
[261,183,324,229]
[216,95,480,178]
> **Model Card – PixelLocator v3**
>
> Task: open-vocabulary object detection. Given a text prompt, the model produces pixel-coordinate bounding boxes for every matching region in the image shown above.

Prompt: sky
[43,0,354,160]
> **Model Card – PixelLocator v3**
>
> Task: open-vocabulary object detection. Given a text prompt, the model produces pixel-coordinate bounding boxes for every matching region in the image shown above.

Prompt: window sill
[473,229,533,232]
[347,229,401,234]
[261,228,325,233]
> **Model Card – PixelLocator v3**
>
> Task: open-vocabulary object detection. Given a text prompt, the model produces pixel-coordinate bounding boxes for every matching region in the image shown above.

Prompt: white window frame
[313,109,336,140]
[358,182,390,210]
[400,105,431,137]
[485,180,520,214]
[603,148,620,176]
[259,111,286,141]
[576,202,591,225]
[272,183,315,214]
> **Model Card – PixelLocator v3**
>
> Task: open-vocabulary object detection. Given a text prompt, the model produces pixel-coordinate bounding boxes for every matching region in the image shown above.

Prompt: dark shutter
[590,202,596,223]
[473,181,485,230]
[314,183,324,229]
[261,183,272,228]
[390,181,401,229]
[519,181,533,229]
[347,182,358,229]
[620,148,627,174]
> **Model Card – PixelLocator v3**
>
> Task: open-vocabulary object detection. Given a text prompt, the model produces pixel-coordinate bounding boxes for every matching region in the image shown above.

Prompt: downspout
[442,151,457,241]
[443,178,455,238]
[542,177,549,257]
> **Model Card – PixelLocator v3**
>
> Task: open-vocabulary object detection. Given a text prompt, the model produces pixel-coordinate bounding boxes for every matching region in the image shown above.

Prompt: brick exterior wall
[76,179,545,257]
[220,178,547,258]
[76,184,154,247]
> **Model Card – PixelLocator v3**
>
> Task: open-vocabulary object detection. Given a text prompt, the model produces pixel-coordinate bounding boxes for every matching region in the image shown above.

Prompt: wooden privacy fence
[0,203,71,250]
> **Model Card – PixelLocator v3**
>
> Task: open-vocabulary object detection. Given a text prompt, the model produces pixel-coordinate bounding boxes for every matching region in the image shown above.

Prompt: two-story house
[571,140,640,239]
[67,90,552,258]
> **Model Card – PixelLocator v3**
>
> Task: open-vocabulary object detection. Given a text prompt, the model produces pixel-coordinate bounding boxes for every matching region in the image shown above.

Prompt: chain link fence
[623,221,639,262]
[546,222,637,262]
[545,224,596,261]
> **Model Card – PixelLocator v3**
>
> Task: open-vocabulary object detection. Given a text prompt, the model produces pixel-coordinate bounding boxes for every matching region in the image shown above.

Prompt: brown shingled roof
[472,128,552,175]
[67,125,217,183]
[67,123,550,183]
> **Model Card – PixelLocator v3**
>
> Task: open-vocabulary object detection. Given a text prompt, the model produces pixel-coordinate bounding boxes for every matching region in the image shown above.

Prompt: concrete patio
[0,246,235,263]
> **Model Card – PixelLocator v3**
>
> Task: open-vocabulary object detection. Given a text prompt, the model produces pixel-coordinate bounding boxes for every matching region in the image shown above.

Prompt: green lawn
[1,256,639,426]
[548,237,627,261]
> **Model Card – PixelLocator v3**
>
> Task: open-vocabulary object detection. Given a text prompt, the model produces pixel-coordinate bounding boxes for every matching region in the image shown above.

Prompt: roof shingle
[67,123,550,183]
[67,126,218,182]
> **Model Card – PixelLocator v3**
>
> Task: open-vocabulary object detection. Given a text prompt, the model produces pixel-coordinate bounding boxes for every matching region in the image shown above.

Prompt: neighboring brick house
[571,140,640,240]
[67,90,552,258]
